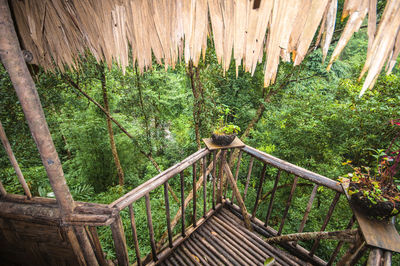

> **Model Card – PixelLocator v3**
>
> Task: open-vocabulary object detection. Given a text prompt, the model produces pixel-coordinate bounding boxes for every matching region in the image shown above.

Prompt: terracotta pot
[211,133,236,146]
[349,182,400,219]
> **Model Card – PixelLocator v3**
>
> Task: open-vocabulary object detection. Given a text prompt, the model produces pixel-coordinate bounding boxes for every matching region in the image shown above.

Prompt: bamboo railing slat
[309,191,341,256]
[252,163,267,217]
[87,226,109,266]
[163,182,173,249]
[0,121,32,199]
[243,156,254,201]
[223,162,252,230]
[217,150,226,203]
[145,193,158,262]
[212,150,217,209]
[327,215,355,265]
[242,146,341,192]
[110,148,209,210]
[110,214,129,266]
[265,170,281,226]
[231,150,243,204]
[202,156,207,218]
[298,184,319,234]
[278,176,299,235]
[128,205,142,265]
[192,162,197,227]
[180,171,185,237]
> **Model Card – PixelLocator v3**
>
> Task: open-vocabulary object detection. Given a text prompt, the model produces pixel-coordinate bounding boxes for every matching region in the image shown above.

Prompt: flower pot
[349,182,400,219]
[211,133,236,146]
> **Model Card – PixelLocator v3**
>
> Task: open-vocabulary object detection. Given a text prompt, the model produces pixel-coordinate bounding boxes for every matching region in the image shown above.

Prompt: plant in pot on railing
[211,107,241,146]
[342,120,400,219]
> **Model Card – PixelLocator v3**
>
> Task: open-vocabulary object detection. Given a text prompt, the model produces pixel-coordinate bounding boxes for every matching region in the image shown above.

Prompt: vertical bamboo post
[180,171,186,237]
[251,163,267,217]
[110,213,129,266]
[145,194,158,262]
[0,0,74,214]
[192,162,197,227]
[265,170,281,226]
[128,205,142,265]
[212,151,217,209]
[217,150,226,203]
[163,182,173,248]
[243,156,254,201]
[203,156,207,218]
[0,121,32,198]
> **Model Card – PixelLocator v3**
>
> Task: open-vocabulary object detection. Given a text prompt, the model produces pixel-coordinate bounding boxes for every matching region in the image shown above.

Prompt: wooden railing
[82,144,394,266]
[2,142,392,265]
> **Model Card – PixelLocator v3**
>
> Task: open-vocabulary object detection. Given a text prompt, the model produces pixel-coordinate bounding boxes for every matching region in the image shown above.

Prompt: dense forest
[1,17,400,264]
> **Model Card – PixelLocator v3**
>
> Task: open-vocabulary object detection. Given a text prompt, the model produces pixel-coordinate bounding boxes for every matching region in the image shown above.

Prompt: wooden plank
[203,137,245,151]
[341,179,400,253]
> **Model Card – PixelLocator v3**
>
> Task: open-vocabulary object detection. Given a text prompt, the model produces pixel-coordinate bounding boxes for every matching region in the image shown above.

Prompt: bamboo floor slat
[159,206,306,266]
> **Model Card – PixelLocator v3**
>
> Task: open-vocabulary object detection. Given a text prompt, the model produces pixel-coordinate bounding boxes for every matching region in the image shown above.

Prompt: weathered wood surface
[342,179,400,253]
[160,205,308,266]
[264,229,357,244]
[0,217,82,265]
[0,0,75,214]
[242,145,342,191]
[203,137,245,151]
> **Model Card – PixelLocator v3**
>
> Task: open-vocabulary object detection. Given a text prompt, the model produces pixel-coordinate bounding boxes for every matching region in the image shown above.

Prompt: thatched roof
[10,0,400,95]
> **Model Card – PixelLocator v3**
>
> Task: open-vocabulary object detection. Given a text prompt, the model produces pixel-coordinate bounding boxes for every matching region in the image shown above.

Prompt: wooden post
[110,213,129,266]
[0,0,74,214]
[223,162,252,230]
[0,121,32,198]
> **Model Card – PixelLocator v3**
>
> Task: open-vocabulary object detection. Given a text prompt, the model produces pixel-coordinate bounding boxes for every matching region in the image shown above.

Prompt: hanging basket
[211,133,236,146]
[349,182,400,219]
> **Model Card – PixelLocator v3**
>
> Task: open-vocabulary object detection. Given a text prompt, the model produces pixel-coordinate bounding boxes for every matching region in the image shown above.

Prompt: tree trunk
[99,66,125,186]
[63,74,180,202]
[187,61,202,150]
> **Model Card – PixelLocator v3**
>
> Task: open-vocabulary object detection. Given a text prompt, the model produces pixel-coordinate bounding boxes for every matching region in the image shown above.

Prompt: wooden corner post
[0,0,74,213]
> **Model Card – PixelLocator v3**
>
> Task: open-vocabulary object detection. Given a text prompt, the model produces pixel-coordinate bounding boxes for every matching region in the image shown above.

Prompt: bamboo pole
[264,229,358,244]
[0,120,32,198]
[0,0,74,213]
[223,161,252,230]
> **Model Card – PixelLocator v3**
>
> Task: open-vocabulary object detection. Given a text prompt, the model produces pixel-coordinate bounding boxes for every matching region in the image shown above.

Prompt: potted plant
[211,106,240,146]
[342,120,400,219]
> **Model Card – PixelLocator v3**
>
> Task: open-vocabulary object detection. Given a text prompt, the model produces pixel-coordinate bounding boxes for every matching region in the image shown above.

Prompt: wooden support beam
[110,213,129,266]
[367,248,383,266]
[264,229,358,244]
[223,161,252,230]
[74,226,99,266]
[0,121,32,198]
[0,0,74,214]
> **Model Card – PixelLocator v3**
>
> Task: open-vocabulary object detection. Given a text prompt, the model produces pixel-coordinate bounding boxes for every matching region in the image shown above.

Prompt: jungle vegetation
[1,24,400,263]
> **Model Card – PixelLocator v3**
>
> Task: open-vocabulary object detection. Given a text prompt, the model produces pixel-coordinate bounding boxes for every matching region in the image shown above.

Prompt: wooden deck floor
[159,207,307,266]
